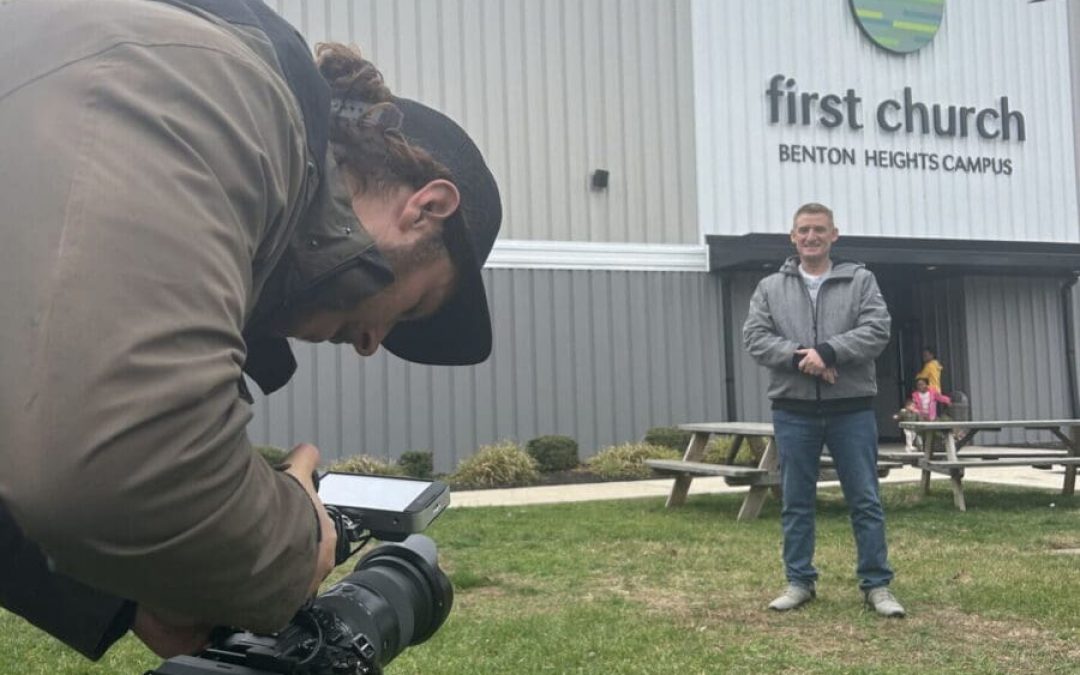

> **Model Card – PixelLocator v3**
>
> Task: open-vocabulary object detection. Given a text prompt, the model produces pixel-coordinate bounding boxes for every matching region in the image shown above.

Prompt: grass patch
[3,484,1079,673]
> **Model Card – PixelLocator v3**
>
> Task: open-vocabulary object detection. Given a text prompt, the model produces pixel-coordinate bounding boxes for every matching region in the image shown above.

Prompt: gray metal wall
[913,278,969,397]
[964,276,1073,444]
[728,271,771,424]
[249,269,1080,462]
[1074,282,1080,422]
[249,268,726,471]
[1069,0,1080,432]
[273,0,698,245]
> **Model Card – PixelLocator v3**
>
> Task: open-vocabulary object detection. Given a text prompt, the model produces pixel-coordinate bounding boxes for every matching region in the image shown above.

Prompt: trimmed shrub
[586,442,681,480]
[448,441,539,489]
[525,435,579,473]
[398,451,434,479]
[702,435,765,466]
[701,435,732,464]
[643,427,694,452]
[325,454,404,476]
[255,446,289,465]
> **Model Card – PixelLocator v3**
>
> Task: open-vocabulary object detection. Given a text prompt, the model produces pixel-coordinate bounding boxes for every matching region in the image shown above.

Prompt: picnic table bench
[896,419,1080,511]
[645,422,900,521]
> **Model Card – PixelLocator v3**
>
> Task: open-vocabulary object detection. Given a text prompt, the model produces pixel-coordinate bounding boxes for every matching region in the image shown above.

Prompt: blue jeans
[771,408,894,591]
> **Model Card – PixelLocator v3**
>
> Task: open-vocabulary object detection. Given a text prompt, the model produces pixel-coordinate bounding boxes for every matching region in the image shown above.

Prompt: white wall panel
[274,0,698,245]
[694,0,1079,243]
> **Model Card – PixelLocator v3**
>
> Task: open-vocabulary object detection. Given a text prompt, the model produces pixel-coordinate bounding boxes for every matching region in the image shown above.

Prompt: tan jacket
[0,0,389,636]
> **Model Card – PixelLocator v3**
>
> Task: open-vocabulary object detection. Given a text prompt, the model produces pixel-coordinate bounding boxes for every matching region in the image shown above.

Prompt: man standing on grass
[743,202,904,617]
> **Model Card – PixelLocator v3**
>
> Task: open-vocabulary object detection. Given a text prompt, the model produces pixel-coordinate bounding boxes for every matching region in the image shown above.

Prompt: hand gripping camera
[147,474,453,675]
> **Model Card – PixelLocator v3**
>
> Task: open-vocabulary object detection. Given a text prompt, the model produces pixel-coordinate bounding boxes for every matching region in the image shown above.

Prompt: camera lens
[313,534,453,666]
[148,535,454,674]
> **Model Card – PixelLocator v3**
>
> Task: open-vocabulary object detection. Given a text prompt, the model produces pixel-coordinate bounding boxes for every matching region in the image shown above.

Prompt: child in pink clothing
[911,378,951,421]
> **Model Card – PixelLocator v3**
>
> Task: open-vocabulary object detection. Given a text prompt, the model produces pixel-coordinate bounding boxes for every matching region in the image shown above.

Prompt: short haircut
[915,377,929,385]
[793,202,834,228]
[923,346,936,356]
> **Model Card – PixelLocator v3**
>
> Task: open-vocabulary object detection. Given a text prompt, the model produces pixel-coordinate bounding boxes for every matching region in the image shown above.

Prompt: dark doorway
[870,266,922,441]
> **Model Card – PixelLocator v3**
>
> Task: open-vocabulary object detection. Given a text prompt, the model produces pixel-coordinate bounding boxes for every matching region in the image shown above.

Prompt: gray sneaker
[768,584,815,611]
[865,587,905,617]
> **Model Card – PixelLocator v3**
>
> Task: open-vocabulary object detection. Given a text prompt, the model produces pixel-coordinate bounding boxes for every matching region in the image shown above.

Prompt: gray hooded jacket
[743,257,891,409]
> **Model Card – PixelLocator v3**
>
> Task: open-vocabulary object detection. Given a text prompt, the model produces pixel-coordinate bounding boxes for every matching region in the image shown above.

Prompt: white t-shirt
[799,262,831,306]
[914,391,933,416]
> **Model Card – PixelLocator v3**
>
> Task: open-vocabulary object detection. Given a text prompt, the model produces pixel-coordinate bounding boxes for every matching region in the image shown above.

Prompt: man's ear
[407,179,460,224]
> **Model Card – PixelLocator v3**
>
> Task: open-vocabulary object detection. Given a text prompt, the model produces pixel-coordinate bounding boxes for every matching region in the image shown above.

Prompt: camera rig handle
[310,469,372,566]
[325,506,372,566]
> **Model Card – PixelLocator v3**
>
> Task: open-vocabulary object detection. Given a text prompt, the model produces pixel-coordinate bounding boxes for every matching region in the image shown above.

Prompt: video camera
[147,473,453,675]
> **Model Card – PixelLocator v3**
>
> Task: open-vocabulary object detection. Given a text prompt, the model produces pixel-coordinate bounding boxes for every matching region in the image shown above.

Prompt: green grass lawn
[3,483,1079,674]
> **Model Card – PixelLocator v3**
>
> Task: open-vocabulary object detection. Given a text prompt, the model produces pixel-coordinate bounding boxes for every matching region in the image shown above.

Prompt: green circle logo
[850,0,945,54]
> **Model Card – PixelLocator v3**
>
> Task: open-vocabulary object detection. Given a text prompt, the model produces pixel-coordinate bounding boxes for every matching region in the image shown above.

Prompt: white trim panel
[485,240,709,272]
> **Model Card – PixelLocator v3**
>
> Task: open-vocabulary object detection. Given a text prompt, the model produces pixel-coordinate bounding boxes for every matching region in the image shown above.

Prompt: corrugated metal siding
[913,278,969,396]
[272,0,698,245]
[729,271,772,423]
[1069,1,1080,428]
[964,276,1072,444]
[249,268,726,471]
[1073,284,1080,419]
[693,0,1079,243]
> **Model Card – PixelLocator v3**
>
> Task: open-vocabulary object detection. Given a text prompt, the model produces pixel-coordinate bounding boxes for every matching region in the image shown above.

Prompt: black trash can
[928,391,968,454]
[946,391,970,422]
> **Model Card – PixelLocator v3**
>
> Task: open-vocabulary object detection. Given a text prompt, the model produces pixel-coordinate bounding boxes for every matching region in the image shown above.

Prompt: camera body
[147,474,453,675]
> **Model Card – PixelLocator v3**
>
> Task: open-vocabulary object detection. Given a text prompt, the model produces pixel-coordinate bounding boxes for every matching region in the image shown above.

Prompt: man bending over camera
[0,0,500,660]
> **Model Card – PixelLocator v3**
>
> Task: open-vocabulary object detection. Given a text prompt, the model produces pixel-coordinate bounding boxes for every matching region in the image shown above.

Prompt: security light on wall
[590,169,609,190]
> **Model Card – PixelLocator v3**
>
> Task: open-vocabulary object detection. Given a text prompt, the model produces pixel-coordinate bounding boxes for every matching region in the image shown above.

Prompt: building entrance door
[871,268,921,442]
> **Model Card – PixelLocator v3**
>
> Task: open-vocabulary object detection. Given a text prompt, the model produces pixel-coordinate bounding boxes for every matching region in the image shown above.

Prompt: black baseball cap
[378,98,502,365]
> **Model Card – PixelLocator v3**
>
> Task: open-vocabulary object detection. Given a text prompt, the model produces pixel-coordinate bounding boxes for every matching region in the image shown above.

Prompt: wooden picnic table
[646,422,899,521]
[896,419,1080,511]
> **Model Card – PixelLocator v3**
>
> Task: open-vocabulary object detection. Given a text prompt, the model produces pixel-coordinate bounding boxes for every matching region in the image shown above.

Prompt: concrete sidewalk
[450,445,1072,508]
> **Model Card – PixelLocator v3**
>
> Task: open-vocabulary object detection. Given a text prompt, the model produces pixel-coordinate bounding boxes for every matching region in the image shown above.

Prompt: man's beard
[379,228,447,276]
